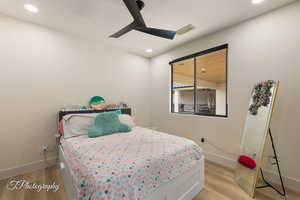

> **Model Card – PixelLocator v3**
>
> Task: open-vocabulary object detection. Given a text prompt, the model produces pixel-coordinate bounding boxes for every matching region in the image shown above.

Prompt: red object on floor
[238,155,257,169]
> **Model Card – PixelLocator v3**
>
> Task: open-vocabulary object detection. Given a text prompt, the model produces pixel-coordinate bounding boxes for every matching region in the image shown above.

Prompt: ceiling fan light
[24,4,39,13]
[252,0,265,5]
[146,49,153,53]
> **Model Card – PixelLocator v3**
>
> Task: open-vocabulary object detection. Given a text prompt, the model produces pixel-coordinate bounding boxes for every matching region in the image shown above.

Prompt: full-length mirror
[171,44,228,117]
[235,80,279,198]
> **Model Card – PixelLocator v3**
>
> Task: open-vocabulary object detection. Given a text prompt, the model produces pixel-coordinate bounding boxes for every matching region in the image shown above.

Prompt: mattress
[61,127,203,200]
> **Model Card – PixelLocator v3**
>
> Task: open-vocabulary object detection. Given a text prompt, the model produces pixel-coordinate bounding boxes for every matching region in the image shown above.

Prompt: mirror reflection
[172,58,195,113]
[195,49,227,116]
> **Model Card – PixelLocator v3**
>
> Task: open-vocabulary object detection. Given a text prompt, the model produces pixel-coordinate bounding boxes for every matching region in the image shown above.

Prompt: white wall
[150,2,300,191]
[0,14,150,178]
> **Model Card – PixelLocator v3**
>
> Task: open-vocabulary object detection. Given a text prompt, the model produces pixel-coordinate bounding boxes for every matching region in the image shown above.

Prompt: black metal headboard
[58,108,131,121]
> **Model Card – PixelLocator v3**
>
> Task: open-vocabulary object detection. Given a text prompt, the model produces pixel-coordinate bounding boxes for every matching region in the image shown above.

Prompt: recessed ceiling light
[252,0,265,5]
[146,49,153,53]
[24,4,39,13]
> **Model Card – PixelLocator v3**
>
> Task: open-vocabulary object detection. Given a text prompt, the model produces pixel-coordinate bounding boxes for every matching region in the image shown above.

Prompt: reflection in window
[171,45,228,117]
[172,58,194,113]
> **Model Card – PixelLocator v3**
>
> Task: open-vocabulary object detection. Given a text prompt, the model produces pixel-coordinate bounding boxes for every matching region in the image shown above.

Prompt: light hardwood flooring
[0,161,299,200]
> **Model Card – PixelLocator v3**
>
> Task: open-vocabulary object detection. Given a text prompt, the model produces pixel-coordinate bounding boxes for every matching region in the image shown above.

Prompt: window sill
[171,112,228,118]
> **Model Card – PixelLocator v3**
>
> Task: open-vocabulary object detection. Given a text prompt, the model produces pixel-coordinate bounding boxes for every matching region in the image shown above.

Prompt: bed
[58,109,204,200]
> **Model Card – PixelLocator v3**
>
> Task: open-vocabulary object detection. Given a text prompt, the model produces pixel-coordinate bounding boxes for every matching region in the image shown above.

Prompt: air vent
[176,24,195,35]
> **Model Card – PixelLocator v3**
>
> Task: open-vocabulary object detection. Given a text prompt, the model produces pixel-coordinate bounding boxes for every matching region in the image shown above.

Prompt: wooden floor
[0,161,299,200]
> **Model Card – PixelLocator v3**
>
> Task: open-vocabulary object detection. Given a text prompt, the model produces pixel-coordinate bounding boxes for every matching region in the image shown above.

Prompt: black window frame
[170,44,228,118]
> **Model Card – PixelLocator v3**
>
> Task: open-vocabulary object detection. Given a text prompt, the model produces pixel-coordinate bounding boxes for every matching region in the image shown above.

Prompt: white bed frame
[59,145,205,200]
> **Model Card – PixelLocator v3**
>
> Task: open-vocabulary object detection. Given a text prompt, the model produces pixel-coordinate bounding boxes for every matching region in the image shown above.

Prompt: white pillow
[63,114,97,139]
[119,114,135,128]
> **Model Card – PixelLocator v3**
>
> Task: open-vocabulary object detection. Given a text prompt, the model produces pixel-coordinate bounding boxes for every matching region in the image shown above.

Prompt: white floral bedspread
[61,127,203,200]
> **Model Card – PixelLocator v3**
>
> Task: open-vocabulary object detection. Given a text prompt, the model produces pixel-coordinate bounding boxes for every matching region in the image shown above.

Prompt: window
[170,44,228,117]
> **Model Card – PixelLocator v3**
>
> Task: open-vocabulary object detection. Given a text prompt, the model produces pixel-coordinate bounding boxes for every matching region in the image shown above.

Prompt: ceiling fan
[110,0,177,40]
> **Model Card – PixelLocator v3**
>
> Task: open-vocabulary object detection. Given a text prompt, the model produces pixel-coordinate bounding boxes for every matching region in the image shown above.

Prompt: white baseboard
[262,169,300,194]
[204,151,236,169]
[0,156,57,180]
[204,151,300,193]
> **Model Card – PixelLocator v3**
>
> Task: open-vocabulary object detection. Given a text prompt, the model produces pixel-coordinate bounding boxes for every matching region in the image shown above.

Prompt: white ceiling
[0,0,296,57]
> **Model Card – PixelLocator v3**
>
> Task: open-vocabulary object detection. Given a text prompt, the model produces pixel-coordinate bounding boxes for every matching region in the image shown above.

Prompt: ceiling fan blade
[110,0,176,40]
[110,22,137,38]
[123,0,146,26]
[135,27,176,40]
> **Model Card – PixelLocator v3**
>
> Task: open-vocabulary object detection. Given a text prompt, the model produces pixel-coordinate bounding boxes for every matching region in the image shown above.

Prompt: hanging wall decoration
[249,80,275,115]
